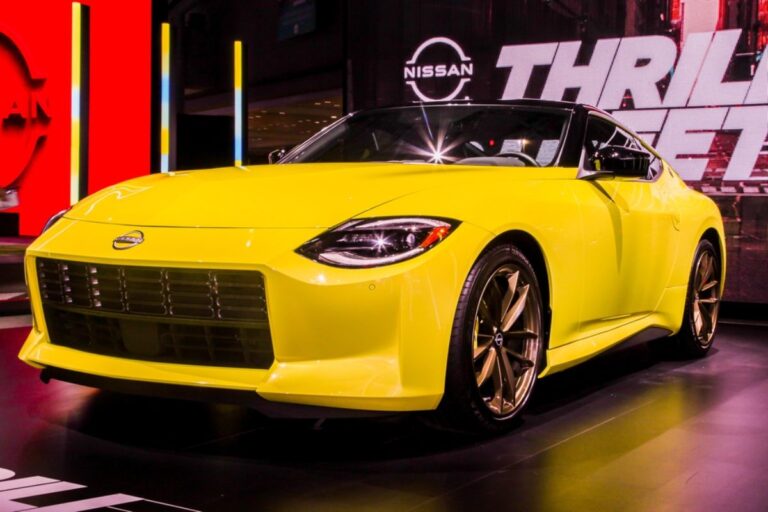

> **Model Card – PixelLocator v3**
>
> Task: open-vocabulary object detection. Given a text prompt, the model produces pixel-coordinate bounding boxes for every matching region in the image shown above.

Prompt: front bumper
[19,218,491,412]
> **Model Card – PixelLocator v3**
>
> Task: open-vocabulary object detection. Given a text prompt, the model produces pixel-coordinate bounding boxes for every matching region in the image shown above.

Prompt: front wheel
[436,245,544,434]
[676,239,722,358]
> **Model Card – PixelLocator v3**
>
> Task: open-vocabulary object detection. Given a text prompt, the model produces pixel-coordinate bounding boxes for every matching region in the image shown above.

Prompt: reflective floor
[1,319,767,511]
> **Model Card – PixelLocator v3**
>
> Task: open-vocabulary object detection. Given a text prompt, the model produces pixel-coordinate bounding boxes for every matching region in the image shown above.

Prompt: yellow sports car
[19,100,725,433]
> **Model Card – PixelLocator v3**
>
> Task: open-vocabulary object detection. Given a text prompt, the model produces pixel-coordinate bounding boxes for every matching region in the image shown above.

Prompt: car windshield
[282,105,570,167]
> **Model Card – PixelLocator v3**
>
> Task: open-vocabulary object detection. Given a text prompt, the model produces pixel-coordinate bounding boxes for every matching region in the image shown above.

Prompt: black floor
[1,320,767,512]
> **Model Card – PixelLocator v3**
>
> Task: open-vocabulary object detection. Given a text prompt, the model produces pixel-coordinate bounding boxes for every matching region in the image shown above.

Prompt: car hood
[67,162,575,229]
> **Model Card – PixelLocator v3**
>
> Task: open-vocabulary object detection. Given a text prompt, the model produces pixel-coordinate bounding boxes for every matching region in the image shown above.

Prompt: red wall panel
[0,0,152,235]
[86,0,152,194]
[1,1,71,235]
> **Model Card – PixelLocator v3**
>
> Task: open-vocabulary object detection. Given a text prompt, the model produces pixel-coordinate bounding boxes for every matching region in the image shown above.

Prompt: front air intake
[36,258,273,369]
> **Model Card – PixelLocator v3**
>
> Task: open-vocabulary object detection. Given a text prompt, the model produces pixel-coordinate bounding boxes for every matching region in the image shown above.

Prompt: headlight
[42,208,70,233]
[297,217,460,268]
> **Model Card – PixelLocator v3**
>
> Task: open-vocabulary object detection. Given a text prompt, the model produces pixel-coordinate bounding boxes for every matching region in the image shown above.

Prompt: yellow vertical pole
[234,40,244,167]
[160,23,171,172]
[70,2,82,204]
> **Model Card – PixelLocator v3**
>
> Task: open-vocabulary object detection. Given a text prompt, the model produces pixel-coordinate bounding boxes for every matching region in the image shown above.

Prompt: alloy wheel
[472,265,541,417]
[691,249,720,346]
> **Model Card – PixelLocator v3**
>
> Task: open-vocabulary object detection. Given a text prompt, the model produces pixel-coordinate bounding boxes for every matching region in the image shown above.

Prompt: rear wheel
[437,245,544,434]
[676,239,721,357]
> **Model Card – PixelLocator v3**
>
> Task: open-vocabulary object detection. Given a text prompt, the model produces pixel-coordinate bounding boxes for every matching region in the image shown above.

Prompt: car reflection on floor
[1,318,767,512]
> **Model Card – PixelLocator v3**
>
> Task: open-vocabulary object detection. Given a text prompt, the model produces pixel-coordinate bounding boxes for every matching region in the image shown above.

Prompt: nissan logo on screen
[0,32,50,193]
[403,37,473,102]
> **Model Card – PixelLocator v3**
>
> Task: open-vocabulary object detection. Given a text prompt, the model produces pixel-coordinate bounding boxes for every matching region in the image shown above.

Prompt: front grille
[37,258,273,369]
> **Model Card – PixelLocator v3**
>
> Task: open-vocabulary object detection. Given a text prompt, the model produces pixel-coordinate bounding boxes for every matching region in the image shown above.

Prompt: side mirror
[268,148,286,164]
[589,145,650,177]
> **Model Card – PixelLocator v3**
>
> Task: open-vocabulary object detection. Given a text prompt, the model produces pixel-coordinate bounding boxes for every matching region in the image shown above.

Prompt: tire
[676,239,722,358]
[435,244,545,434]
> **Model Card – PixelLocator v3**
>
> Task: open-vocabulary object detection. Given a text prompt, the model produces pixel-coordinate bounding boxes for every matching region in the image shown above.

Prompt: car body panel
[20,216,492,411]
[19,103,726,413]
[66,163,573,229]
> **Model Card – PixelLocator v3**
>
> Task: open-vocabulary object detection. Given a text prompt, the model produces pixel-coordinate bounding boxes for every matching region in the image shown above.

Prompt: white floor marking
[0,482,85,512]
[0,315,32,330]
[26,494,143,512]
[140,499,202,512]
[0,467,200,512]
[0,479,57,492]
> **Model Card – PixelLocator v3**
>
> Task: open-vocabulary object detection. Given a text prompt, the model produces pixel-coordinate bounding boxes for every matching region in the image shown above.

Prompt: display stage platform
[0,318,766,512]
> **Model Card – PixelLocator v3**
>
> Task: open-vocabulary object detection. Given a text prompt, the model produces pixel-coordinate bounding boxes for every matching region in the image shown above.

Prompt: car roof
[354,99,611,116]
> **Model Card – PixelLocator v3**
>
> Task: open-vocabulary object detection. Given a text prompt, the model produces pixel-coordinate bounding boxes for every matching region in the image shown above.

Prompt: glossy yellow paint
[19,161,724,411]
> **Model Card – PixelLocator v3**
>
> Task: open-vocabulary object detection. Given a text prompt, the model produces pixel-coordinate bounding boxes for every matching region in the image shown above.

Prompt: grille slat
[168,292,214,303]
[37,258,273,369]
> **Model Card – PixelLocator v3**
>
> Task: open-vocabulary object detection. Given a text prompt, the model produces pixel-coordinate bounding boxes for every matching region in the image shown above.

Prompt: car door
[575,114,678,336]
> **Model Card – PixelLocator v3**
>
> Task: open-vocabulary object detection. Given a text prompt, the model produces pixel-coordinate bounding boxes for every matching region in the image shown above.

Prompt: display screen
[348,0,768,303]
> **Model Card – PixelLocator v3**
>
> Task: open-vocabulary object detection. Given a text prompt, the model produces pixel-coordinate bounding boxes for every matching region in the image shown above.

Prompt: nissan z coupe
[20,101,725,433]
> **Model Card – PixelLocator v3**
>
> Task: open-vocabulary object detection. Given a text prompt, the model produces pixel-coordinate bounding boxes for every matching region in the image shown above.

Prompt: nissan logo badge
[112,230,144,250]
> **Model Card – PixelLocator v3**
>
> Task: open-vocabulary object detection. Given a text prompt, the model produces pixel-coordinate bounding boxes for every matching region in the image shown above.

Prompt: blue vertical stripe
[235,87,242,165]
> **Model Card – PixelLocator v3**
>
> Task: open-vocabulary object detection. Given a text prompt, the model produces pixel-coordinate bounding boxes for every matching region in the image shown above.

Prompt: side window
[581,116,660,179]
[640,137,662,180]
